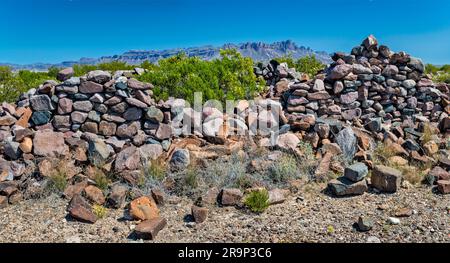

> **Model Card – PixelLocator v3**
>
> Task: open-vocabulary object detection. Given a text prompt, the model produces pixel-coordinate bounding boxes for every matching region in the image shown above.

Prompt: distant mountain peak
[1,40,332,71]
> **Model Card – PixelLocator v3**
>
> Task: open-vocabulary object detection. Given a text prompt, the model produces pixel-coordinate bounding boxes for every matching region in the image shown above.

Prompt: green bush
[137,49,264,103]
[0,66,60,102]
[274,54,325,77]
[426,64,450,84]
[244,189,270,213]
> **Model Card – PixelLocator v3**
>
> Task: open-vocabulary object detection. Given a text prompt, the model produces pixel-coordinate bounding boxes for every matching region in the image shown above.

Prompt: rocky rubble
[0,35,449,240]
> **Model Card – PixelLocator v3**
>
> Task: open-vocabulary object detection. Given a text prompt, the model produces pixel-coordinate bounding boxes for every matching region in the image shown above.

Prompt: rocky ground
[1,184,448,243]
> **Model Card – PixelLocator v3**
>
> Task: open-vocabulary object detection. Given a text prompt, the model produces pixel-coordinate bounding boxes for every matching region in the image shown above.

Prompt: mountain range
[1,40,332,71]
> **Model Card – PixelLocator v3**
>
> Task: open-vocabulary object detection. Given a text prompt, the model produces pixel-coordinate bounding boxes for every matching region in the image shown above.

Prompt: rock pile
[0,35,450,239]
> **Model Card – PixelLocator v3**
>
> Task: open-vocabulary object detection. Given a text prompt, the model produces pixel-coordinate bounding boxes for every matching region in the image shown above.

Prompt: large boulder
[170,148,190,170]
[371,165,402,193]
[33,130,69,157]
[57,68,74,81]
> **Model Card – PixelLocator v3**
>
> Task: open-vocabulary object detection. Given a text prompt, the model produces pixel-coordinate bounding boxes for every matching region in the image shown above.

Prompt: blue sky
[1,0,449,64]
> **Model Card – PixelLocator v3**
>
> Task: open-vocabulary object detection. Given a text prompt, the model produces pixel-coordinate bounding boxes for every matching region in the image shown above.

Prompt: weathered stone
[276,133,300,150]
[19,137,33,153]
[170,148,190,170]
[151,189,165,205]
[99,121,117,136]
[71,111,88,124]
[134,217,167,240]
[73,101,93,112]
[67,194,97,224]
[0,115,17,126]
[156,123,173,140]
[87,70,111,84]
[127,78,153,90]
[30,95,54,111]
[79,81,103,94]
[88,138,111,166]
[428,166,450,181]
[31,111,52,125]
[371,165,402,193]
[191,205,208,223]
[437,180,450,194]
[123,107,143,121]
[80,122,97,133]
[107,184,128,209]
[115,146,140,172]
[129,196,160,221]
[84,185,105,205]
[126,97,148,108]
[33,130,68,157]
[328,177,368,196]
[357,216,373,232]
[268,188,287,205]
[335,127,357,161]
[220,188,243,206]
[57,68,74,81]
[329,64,352,80]
[344,162,368,182]
[57,98,73,114]
[340,91,359,104]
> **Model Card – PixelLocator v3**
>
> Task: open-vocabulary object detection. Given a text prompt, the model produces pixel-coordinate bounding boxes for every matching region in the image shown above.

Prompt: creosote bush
[137,49,264,103]
[244,189,270,213]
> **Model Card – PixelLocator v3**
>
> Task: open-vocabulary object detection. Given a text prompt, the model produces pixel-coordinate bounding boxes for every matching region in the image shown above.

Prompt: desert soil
[0,184,448,243]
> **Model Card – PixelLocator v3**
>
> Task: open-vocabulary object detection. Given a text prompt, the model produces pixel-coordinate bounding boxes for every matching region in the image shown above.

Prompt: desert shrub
[184,166,199,189]
[244,189,269,213]
[372,142,396,164]
[426,64,450,84]
[92,204,108,219]
[145,159,166,181]
[0,66,59,102]
[420,123,436,145]
[93,169,110,190]
[137,49,263,103]
[269,154,298,183]
[274,54,325,77]
[48,172,68,193]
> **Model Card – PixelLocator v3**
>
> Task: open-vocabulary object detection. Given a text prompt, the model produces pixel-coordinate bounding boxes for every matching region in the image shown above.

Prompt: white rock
[388,217,400,225]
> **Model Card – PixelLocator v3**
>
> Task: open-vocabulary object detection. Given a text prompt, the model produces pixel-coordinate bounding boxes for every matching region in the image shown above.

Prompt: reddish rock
[134,217,167,240]
[220,188,243,206]
[79,80,103,94]
[429,166,450,181]
[191,205,208,223]
[371,165,402,193]
[0,196,8,209]
[129,196,160,221]
[84,185,105,205]
[15,108,32,128]
[33,130,69,157]
[57,67,74,81]
[437,180,450,194]
[63,181,88,199]
[151,189,165,205]
[67,194,97,223]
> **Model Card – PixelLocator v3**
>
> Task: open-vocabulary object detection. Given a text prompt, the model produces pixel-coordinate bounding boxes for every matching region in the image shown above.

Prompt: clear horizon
[1,0,449,65]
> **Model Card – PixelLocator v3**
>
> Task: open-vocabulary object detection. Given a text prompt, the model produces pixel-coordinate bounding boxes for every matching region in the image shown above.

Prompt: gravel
[0,185,448,243]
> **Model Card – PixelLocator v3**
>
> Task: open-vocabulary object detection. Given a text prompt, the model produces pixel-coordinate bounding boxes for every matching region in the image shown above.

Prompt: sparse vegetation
[146,159,166,181]
[269,155,298,183]
[92,204,108,219]
[425,64,450,84]
[244,189,270,213]
[274,54,325,77]
[48,171,68,193]
[93,169,110,191]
